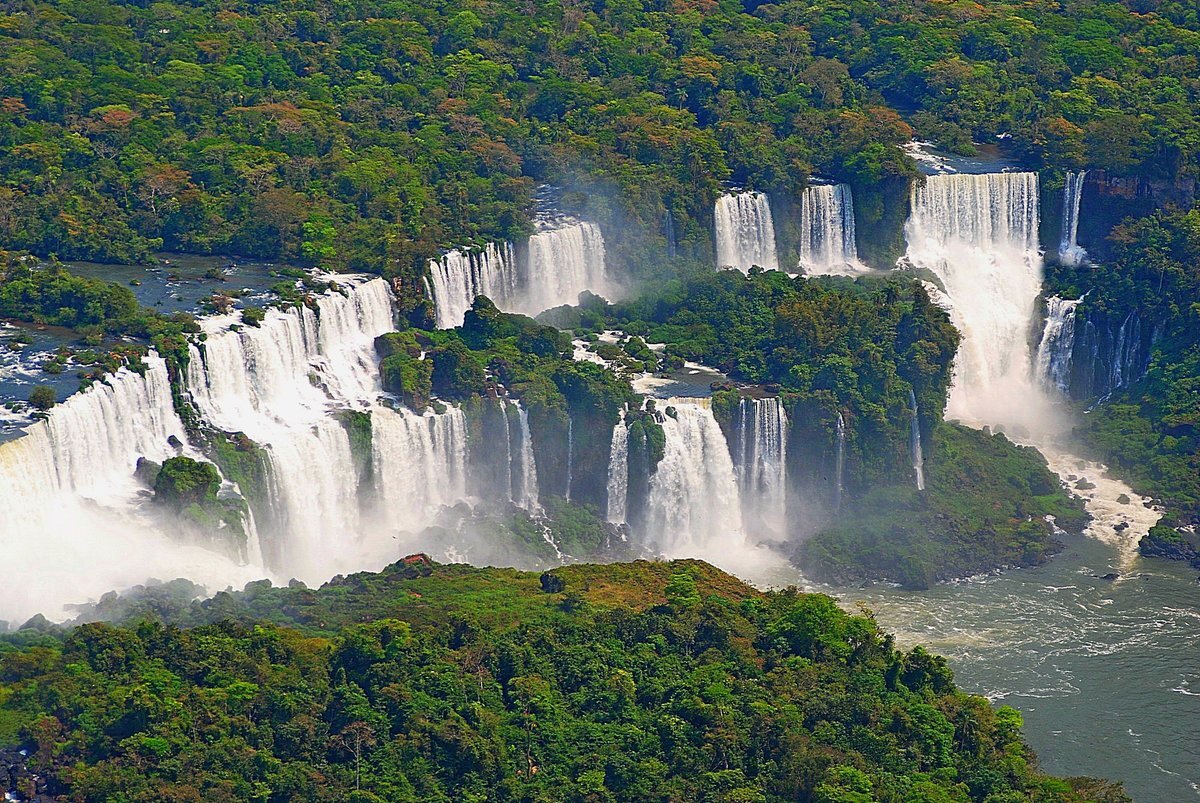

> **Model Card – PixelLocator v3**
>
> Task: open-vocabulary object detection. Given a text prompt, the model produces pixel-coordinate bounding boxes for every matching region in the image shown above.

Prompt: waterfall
[0,356,260,622]
[606,414,629,524]
[186,278,397,581]
[512,401,540,511]
[1058,171,1088,266]
[428,221,608,326]
[371,405,469,532]
[186,277,395,436]
[904,172,1045,427]
[428,243,518,328]
[908,388,926,491]
[564,414,574,500]
[714,191,779,272]
[1036,296,1083,394]
[517,219,609,315]
[834,412,846,511]
[733,397,788,536]
[799,184,864,276]
[645,399,745,557]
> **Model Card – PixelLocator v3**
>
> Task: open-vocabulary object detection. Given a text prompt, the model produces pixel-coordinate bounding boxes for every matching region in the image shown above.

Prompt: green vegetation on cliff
[1046,208,1200,531]
[0,559,1128,802]
[801,424,1089,589]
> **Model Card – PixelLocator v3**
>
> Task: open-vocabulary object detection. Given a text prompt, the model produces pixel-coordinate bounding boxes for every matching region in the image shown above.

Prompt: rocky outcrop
[1139,525,1200,569]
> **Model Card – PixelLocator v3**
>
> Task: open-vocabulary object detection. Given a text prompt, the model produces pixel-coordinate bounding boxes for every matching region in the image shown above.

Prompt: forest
[0,559,1133,802]
[0,0,1196,275]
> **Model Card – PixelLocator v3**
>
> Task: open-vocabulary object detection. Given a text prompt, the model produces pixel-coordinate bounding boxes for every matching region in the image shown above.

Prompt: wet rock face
[1,747,58,802]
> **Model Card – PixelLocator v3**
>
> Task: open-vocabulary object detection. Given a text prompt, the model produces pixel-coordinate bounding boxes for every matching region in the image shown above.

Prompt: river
[820,454,1200,801]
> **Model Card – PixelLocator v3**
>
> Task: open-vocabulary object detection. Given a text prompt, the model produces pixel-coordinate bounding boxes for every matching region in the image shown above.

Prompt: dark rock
[1114,521,1129,533]
[1074,478,1096,491]
[1139,524,1200,568]
[1116,493,1131,505]
[1098,572,1120,581]
[540,570,566,593]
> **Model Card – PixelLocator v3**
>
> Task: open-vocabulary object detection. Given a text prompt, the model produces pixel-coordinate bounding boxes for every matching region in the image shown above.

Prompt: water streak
[1059,170,1088,266]
[606,413,629,524]
[908,388,926,491]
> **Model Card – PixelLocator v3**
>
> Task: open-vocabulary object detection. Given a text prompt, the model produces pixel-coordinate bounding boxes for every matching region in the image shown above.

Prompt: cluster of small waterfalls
[714,183,862,275]
[427,217,609,327]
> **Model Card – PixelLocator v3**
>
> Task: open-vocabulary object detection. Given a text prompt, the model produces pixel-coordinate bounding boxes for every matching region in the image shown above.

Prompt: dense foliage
[609,268,958,442]
[801,423,1089,589]
[1046,208,1200,525]
[0,0,1196,273]
[0,559,1129,802]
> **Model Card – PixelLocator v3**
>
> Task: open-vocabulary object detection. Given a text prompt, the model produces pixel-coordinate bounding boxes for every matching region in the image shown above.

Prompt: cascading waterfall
[0,356,261,622]
[834,412,846,511]
[714,191,779,272]
[645,399,745,557]
[371,405,469,534]
[186,278,397,582]
[606,413,629,524]
[1036,296,1083,395]
[908,388,926,491]
[1058,171,1088,266]
[428,221,608,326]
[799,184,864,275]
[427,243,518,328]
[733,397,788,536]
[905,172,1045,427]
[517,219,609,315]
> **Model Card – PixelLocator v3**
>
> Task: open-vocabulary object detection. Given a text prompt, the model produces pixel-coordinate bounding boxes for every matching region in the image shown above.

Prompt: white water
[1059,171,1088,266]
[715,191,779,272]
[606,413,629,524]
[908,388,926,491]
[798,184,865,276]
[564,415,574,500]
[428,220,609,326]
[906,172,1048,429]
[517,219,609,315]
[734,397,788,536]
[511,401,540,511]
[372,404,470,535]
[1036,296,1083,395]
[645,399,746,557]
[187,278,397,582]
[427,243,518,328]
[834,412,846,511]
[0,356,262,622]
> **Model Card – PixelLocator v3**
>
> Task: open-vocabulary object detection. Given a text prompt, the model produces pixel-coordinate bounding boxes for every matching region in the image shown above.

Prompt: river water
[817,454,1200,801]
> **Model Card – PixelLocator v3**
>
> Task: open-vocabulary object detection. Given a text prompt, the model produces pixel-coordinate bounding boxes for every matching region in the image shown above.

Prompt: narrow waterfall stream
[605,411,629,525]
[1059,170,1089,266]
